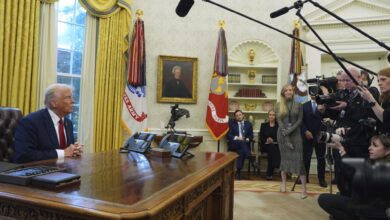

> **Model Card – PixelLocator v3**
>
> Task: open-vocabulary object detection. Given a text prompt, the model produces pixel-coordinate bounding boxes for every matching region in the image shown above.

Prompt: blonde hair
[278,84,294,118]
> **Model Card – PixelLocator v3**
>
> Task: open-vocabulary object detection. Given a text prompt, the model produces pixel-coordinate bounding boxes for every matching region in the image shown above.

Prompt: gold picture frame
[157,55,198,103]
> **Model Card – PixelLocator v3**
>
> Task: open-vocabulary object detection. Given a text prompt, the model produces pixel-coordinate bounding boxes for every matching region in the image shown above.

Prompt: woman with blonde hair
[275,84,307,198]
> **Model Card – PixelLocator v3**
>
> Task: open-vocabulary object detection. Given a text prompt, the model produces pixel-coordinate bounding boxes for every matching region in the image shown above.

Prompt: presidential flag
[121,17,147,136]
[206,27,229,140]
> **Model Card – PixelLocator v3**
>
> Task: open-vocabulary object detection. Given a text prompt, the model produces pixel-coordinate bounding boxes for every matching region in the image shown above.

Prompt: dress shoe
[319,180,328,188]
[266,176,273,181]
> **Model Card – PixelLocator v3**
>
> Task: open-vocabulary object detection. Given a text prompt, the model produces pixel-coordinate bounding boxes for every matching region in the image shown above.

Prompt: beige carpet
[234,180,331,220]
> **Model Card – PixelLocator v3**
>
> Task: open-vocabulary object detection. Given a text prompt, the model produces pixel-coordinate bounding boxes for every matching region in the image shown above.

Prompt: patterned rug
[234,180,337,194]
[234,180,332,220]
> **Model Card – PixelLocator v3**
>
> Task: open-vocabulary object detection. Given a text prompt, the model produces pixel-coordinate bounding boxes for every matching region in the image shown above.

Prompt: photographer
[319,67,379,158]
[358,67,390,135]
[318,135,390,220]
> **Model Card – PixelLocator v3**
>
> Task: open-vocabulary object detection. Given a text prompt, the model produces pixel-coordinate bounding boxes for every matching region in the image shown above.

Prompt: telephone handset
[158,133,193,158]
[121,132,156,154]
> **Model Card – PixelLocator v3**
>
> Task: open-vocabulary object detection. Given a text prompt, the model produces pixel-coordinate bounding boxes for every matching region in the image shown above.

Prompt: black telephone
[159,133,193,158]
[121,132,156,154]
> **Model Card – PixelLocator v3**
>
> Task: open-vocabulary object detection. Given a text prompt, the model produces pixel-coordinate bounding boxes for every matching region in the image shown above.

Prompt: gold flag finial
[136,9,144,18]
[218,20,225,29]
[294,20,301,28]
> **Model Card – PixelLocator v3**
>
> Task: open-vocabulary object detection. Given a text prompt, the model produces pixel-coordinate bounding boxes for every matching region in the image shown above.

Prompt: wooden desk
[0,151,237,220]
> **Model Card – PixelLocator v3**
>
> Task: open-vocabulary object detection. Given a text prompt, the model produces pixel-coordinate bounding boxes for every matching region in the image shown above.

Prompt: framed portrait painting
[157,55,198,103]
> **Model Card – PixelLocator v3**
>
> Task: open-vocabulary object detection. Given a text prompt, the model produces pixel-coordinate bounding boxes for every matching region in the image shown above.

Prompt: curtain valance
[79,0,131,18]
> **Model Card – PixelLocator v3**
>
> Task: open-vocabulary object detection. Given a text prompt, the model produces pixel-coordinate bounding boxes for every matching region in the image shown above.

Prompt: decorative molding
[0,200,89,220]
[228,40,279,66]
[155,198,184,220]
[304,0,390,23]
[184,171,222,208]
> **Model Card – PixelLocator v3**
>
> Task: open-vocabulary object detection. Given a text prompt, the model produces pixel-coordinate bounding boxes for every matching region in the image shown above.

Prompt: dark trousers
[228,140,251,171]
[261,144,280,177]
[318,193,357,220]
[318,193,388,220]
[303,138,326,181]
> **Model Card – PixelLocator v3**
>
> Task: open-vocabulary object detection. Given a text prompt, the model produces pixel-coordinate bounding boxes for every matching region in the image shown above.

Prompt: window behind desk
[56,0,86,140]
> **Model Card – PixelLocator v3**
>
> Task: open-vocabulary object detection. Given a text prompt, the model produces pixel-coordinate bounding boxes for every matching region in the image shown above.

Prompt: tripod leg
[291,176,299,191]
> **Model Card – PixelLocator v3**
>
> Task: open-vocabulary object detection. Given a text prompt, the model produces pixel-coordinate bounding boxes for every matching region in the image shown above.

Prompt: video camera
[342,158,390,205]
[307,76,349,106]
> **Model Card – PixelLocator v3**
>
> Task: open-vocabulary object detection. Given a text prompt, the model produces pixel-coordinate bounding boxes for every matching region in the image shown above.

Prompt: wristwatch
[368,101,376,107]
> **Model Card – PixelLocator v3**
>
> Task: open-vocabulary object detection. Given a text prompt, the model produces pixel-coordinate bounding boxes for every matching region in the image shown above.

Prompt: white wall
[131,0,302,151]
[131,0,390,153]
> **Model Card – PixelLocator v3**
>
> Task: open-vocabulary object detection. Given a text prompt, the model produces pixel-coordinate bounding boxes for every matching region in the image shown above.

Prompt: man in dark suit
[227,110,254,179]
[14,84,83,163]
[301,95,327,187]
[163,65,192,98]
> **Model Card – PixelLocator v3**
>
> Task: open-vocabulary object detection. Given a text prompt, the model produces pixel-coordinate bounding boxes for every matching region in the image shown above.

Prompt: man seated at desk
[14,83,82,163]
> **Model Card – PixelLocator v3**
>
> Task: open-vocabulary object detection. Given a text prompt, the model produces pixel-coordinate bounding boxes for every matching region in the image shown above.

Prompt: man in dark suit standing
[14,84,83,163]
[301,95,327,187]
[227,110,254,179]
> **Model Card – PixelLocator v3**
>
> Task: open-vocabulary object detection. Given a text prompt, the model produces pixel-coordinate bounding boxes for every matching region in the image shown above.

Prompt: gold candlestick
[248,49,255,64]
[248,69,256,83]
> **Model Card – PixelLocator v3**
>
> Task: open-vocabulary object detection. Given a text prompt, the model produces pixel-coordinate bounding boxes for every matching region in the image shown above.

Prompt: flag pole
[217,140,220,152]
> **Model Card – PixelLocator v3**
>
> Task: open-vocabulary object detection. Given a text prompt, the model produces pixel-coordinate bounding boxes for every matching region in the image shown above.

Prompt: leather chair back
[0,107,22,162]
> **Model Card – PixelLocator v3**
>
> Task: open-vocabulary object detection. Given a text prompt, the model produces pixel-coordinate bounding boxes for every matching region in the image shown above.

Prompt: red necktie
[58,119,67,149]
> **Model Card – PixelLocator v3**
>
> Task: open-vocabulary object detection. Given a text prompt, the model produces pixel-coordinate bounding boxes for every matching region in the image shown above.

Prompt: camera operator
[358,67,390,135]
[318,135,390,220]
[319,67,379,158]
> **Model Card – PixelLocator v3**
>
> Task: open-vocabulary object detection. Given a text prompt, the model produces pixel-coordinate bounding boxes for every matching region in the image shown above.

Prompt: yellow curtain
[39,0,58,3]
[0,0,40,115]
[93,9,131,152]
[79,0,132,18]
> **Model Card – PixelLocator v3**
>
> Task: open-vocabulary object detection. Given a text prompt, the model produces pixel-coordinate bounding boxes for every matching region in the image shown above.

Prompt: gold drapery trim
[39,0,58,3]
[93,9,131,152]
[79,0,132,18]
[0,0,39,114]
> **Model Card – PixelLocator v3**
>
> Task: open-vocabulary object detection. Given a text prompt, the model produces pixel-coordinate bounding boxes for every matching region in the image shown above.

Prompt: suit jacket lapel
[43,109,60,148]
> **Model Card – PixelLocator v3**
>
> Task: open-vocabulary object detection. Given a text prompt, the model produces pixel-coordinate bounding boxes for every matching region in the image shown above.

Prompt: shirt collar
[48,108,62,124]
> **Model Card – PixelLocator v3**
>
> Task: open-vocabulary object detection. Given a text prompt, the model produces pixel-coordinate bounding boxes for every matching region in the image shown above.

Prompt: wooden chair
[257,141,269,177]
[246,140,260,175]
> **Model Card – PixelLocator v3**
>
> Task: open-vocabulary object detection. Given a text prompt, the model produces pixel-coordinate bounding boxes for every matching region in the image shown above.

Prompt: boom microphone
[270,0,306,19]
[176,0,195,17]
[270,7,290,18]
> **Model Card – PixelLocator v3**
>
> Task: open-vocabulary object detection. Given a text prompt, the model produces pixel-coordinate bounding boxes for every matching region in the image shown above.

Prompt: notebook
[31,172,80,189]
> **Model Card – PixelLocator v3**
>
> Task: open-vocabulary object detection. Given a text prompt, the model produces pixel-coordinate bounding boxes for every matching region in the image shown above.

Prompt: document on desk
[31,172,80,189]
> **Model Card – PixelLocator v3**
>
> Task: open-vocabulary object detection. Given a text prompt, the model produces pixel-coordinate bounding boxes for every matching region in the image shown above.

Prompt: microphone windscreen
[270,7,289,18]
[176,0,195,17]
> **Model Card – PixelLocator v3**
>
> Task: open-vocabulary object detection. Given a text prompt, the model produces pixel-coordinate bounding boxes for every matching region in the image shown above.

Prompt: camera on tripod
[307,76,349,106]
